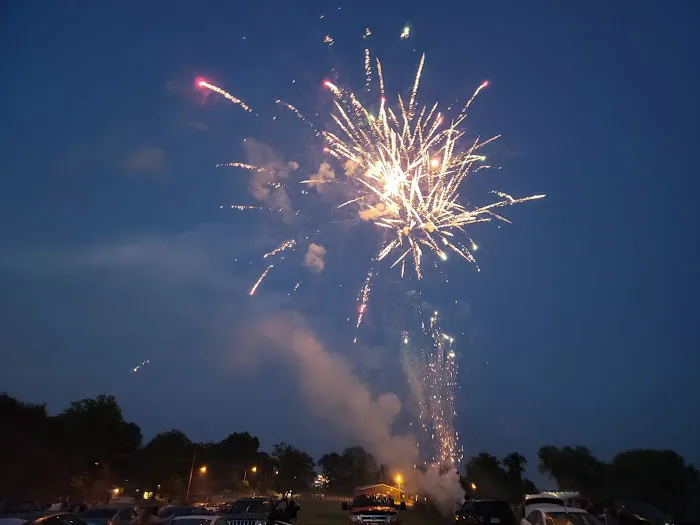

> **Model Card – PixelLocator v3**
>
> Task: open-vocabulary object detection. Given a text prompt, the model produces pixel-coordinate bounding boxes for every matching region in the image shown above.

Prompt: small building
[354,484,405,502]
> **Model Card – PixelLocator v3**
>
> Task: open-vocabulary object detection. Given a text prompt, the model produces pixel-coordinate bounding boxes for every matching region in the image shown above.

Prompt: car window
[463,502,475,514]
[471,502,516,525]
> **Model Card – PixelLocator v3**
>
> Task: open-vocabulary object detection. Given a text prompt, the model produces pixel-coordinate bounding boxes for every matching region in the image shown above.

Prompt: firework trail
[250,264,274,296]
[263,239,297,258]
[131,359,150,374]
[353,268,375,343]
[197,80,253,113]
[402,311,462,466]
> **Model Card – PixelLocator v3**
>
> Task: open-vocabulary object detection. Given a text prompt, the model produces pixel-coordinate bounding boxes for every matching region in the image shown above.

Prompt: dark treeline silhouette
[0,393,314,503]
[462,447,699,521]
[2,393,699,521]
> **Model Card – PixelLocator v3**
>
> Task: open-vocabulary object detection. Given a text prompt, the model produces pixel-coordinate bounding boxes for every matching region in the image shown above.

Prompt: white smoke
[306,162,336,193]
[243,138,299,219]
[359,203,391,221]
[303,243,326,273]
[234,312,464,514]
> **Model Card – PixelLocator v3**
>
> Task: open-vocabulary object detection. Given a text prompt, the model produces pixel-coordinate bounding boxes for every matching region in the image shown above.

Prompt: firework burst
[319,55,544,280]
[198,52,543,334]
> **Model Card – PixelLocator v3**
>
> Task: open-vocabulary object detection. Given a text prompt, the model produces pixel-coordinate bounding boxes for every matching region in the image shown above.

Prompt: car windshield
[228,501,270,514]
[528,498,564,507]
[353,495,395,507]
[545,511,603,525]
[472,502,517,524]
[80,509,118,519]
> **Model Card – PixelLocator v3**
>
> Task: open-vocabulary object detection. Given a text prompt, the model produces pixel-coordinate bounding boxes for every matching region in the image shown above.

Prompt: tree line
[2,393,698,520]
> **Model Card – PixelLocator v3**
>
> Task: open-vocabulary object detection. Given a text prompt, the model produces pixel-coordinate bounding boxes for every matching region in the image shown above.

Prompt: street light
[243,466,257,481]
[199,466,207,474]
[470,482,477,491]
[395,474,403,493]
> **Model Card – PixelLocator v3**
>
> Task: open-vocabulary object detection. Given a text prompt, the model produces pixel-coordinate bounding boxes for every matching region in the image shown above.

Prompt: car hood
[222,513,268,520]
[352,506,397,515]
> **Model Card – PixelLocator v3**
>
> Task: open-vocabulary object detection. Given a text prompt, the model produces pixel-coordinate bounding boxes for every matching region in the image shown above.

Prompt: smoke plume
[359,203,391,221]
[243,138,299,219]
[306,162,336,193]
[234,312,464,513]
[303,243,326,273]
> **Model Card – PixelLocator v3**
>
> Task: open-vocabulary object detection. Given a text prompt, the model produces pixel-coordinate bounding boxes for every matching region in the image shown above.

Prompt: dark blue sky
[1,1,699,484]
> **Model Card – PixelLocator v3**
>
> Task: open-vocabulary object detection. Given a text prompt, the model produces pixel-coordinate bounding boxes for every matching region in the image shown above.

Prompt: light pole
[186,451,207,501]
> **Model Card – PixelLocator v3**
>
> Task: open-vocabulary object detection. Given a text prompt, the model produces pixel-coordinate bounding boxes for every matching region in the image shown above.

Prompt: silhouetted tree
[462,452,538,503]
[503,452,538,501]
[463,453,509,500]
[271,442,315,493]
[319,446,378,492]
[612,449,699,518]
[141,429,194,499]
[0,394,66,500]
[538,446,608,495]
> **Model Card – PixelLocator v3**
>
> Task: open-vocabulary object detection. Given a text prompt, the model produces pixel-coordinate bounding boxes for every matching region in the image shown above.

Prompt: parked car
[173,516,227,525]
[80,506,136,525]
[217,498,272,525]
[27,513,89,525]
[523,505,603,525]
[457,499,518,525]
[158,507,210,518]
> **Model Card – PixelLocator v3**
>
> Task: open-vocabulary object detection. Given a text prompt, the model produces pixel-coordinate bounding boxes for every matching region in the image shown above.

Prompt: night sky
[1,1,699,484]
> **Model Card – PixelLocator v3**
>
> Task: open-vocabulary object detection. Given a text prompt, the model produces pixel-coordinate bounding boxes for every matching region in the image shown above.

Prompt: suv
[457,500,517,525]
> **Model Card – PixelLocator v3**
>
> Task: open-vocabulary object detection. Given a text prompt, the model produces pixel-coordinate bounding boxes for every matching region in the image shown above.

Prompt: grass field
[297,499,451,525]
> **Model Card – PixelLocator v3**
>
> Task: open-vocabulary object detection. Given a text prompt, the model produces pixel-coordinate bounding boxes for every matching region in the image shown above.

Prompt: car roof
[526,494,564,501]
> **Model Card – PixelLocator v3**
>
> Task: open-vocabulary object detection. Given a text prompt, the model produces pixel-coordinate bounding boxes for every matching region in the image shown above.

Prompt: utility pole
[186,451,196,501]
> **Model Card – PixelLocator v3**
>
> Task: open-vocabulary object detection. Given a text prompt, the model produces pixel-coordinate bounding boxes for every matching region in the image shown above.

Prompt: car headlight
[388,515,398,523]
[350,516,362,523]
